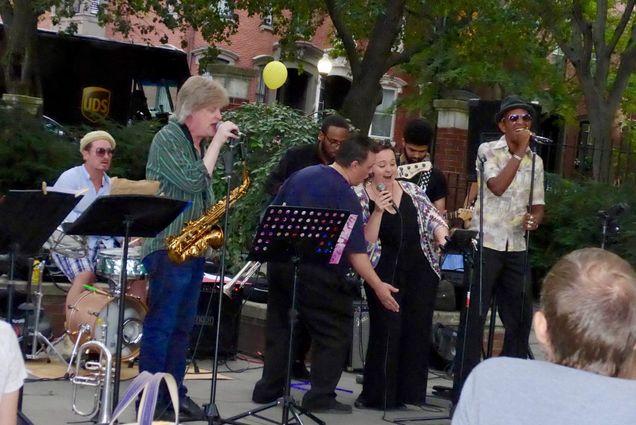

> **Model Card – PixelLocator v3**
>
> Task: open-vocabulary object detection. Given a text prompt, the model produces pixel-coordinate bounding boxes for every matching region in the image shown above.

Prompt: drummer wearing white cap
[50,130,119,318]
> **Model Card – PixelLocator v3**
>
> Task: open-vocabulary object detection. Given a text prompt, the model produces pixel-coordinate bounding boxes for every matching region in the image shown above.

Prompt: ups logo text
[81,87,111,122]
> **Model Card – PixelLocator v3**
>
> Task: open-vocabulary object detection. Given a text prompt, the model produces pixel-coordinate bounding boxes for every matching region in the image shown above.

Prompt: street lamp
[317,53,332,113]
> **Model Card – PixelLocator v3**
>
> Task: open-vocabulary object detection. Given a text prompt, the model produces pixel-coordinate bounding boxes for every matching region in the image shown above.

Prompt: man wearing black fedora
[452,95,545,403]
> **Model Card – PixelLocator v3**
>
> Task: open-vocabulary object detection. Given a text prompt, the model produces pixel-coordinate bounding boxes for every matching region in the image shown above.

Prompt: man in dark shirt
[252,135,400,414]
[264,114,350,379]
[265,114,350,196]
[398,118,448,213]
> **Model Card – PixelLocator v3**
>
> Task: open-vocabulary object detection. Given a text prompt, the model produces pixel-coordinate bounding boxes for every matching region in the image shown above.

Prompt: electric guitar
[445,208,473,226]
[396,161,432,179]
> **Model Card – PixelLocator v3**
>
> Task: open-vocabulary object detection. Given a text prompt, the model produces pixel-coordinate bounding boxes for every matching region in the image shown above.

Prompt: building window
[140,81,178,116]
[87,0,101,15]
[369,88,397,140]
[255,65,267,103]
[261,10,273,28]
[218,0,234,20]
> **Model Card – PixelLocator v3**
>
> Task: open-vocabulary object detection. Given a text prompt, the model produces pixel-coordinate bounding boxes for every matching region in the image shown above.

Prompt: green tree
[402,2,572,117]
[0,1,79,95]
[516,0,636,183]
[104,0,486,132]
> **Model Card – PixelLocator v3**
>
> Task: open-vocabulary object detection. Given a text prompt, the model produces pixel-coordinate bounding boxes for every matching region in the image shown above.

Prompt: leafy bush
[219,103,320,270]
[530,173,636,283]
[0,109,77,194]
[0,105,163,195]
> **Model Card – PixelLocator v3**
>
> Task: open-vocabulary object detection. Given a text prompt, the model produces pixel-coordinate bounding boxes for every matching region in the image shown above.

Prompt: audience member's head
[534,247,636,378]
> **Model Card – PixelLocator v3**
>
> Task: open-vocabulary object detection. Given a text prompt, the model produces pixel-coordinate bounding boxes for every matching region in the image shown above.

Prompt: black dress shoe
[302,400,352,414]
[177,396,205,422]
[154,405,176,421]
[354,398,406,411]
[252,390,283,404]
[291,361,311,380]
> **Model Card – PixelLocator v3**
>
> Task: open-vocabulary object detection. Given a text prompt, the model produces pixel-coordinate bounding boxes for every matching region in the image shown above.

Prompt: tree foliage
[0,0,81,95]
[216,102,320,270]
[531,173,636,280]
[102,0,442,132]
[514,0,636,182]
[402,2,573,118]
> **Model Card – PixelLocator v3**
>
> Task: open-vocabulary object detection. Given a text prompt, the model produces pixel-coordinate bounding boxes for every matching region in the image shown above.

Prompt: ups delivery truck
[0,26,191,124]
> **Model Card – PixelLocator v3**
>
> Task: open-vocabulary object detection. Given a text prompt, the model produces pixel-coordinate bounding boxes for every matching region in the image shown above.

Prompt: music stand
[64,194,188,407]
[0,189,81,425]
[227,205,356,425]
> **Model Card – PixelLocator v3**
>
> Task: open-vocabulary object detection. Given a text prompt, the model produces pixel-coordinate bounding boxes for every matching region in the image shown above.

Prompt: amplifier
[347,300,369,371]
[189,283,242,360]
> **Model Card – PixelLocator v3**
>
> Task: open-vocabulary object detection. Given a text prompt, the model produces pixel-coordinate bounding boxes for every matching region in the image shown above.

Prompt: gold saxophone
[166,166,250,263]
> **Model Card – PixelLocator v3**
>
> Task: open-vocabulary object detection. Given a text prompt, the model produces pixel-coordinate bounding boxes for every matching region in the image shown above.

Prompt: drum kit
[42,229,149,422]
[45,230,149,361]
[66,246,148,361]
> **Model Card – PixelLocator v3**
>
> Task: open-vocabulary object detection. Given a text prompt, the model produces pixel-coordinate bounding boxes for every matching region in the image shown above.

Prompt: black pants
[252,262,354,407]
[359,261,438,408]
[452,248,532,402]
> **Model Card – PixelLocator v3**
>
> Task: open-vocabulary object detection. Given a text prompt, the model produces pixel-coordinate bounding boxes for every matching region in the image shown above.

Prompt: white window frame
[369,88,398,141]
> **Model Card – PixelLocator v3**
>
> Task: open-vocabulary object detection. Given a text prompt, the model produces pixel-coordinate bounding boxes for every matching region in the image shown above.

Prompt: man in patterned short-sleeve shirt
[452,95,545,403]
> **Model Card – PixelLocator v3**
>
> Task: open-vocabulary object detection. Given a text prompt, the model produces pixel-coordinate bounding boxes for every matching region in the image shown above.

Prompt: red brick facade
[435,128,469,175]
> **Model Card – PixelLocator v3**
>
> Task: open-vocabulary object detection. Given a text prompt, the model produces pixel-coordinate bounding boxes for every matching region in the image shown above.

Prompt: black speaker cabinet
[347,300,369,371]
[189,283,243,360]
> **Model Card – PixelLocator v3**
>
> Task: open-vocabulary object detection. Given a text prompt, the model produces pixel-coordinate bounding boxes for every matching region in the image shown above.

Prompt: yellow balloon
[262,61,288,90]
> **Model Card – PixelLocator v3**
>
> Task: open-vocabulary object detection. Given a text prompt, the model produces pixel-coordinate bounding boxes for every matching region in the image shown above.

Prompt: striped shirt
[142,119,215,257]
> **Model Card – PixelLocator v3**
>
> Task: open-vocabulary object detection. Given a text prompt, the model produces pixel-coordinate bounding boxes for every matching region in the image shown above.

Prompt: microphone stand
[519,143,538,359]
[203,140,247,425]
[451,155,486,405]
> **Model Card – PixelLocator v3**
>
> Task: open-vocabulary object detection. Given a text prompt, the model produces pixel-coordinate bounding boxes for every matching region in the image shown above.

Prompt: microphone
[376,183,397,214]
[531,135,554,145]
[216,122,246,139]
[230,128,246,138]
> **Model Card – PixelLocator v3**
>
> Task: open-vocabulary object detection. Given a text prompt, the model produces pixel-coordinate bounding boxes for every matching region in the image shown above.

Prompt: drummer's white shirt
[52,164,117,250]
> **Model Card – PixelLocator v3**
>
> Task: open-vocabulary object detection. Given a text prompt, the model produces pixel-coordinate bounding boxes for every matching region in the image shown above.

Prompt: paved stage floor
[21,355,455,425]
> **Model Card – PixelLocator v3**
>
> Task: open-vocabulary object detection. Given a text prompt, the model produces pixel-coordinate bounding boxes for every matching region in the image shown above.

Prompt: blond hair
[541,247,636,378]
[173,76,229,124]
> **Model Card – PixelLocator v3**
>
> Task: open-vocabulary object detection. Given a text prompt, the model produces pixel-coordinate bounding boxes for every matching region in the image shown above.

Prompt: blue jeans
[139,250,204,401]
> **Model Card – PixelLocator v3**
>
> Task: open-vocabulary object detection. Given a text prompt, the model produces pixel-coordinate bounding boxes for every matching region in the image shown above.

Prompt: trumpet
[223,261,262,297]
[70,339,113,424]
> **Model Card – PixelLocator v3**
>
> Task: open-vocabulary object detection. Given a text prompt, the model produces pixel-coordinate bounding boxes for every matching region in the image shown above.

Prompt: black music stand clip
[228,204,355,425]
[64,194,188,408]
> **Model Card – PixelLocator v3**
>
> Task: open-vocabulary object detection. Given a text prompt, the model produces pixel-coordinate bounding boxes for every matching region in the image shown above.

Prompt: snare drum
[96,247,146,282]
[66,291,147,360]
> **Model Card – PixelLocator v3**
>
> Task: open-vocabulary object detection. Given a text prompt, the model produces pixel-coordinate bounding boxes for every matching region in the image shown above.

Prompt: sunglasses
[94,147,115,157]
[506,113,532,123]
